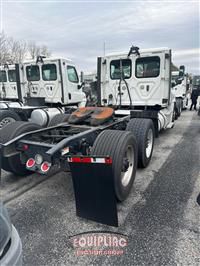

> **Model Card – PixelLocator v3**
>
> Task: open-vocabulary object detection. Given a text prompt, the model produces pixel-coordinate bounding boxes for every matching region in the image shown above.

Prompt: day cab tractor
[171,65,190,116]
[0,57,86,129]
[0,46,176,226]
[0,64,19,102]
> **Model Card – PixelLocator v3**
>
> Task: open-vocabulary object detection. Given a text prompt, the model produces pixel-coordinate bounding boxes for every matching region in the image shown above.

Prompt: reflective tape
[67,157,112,164]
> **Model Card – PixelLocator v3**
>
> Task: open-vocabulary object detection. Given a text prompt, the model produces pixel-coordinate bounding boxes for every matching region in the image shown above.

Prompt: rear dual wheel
[91,130,138,201]
[0,121,42,175]
[126,118,155,168]
[0,110,21,129]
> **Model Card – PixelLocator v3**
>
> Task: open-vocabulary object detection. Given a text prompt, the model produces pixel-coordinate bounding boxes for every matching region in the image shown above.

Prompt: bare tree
[28,41,51,59]
[0,34,52,65]
[40,45,51,57]
[8,38,28,63]
[28,41,40,59]
[0,33,28,64]
[0,32,10,64]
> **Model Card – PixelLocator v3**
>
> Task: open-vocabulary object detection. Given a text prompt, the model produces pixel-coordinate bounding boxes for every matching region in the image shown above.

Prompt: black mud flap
[68,156,118,227]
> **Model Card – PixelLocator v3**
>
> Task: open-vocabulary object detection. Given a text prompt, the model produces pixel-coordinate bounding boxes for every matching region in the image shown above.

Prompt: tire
[174,103,179,120]
[0,121,42,176]
[186,98,188,107]
[126,118,155,168]
[176,98,182,117]
[0,110,21,129]
[198,107,200,116]
[172,103,177,121]
[48,113,70,127]
[91,130,138,202]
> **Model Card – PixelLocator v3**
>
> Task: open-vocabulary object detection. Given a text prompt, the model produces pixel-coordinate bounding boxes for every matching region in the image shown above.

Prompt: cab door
[63,63,85,105]
[101,57,133,106]
[7,68,18,99]
[0,69,7,99]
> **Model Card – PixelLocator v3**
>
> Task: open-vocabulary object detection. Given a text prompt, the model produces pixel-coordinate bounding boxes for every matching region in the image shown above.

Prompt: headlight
[0,203,12,257]
[35,154,43,165]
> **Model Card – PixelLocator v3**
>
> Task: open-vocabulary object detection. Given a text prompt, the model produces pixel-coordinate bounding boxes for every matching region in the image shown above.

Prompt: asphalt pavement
[1,110,200,266]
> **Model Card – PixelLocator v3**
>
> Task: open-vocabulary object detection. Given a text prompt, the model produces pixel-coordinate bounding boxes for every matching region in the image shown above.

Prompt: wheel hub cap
[121,145,134,187]
[0,117,16,129]
[146,128,153,158]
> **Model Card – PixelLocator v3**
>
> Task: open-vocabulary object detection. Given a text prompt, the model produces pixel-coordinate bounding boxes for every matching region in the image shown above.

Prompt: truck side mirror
[179,65,185,77]
[80,71,84,83]
[78,82,85,90]
[179,65,185,73]
[172,81,176,88]
[177,79,182,84]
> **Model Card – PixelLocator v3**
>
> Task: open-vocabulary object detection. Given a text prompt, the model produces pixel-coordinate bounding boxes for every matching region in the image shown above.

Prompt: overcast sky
[1,0,199,74]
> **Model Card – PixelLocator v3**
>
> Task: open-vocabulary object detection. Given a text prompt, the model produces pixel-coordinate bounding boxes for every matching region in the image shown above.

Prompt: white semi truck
[171,65,190,116]
[0,65,19,101]
[0,46,179,228]
[0,46,177,227]
[97,46,175,130]
[0,57,86,128]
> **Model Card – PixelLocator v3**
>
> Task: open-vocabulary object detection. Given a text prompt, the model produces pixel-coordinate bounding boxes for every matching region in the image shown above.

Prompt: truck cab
[0,58,86,129]
[21,57,86,106]
[0,65,19,101]
[171,66,190,110]
[98,47,171,109]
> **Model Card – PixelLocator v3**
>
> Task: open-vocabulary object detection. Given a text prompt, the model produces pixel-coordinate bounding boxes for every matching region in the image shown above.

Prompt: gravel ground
[1,110,200,266]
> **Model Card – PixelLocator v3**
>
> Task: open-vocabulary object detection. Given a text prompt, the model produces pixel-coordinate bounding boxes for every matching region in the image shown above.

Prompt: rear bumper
[0,225,22,266]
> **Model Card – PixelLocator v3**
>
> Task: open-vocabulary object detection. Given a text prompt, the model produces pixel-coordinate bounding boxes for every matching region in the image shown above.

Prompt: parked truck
[0,64,19,101]
[0,46,176,226]
[171,65,190,116]
[0,57,86,128]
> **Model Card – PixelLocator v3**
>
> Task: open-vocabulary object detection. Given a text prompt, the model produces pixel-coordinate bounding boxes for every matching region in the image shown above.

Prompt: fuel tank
[30,107,64,127]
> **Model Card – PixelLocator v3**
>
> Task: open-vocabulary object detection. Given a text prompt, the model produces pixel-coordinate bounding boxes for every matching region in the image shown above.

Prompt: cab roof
[104,47,170,59]
[23,57,73,64]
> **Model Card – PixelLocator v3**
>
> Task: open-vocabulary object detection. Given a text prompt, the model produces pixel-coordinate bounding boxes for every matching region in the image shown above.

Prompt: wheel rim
[146,128,153,158]
[121,145,134,187]
[0,117,16,129]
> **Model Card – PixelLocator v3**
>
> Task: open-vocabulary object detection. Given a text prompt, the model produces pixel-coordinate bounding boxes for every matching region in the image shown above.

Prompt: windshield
[42,64,57,81]
[8,70,16,82]
[26,65,40,81]
[0,70,7,82]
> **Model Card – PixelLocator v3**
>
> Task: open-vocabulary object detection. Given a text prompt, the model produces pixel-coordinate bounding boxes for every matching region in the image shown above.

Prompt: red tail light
[41,162,50,173]
[26,158,35,168]
[23,144,29,151]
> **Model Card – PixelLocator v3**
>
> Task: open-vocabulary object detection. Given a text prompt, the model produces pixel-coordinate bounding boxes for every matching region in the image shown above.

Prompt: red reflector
[41,162,50,173]
[23,145,29,151]
[82,158,92,163]
[71,158,81,163]
[71,157,92,163]
[68,157,112,164]
[26,158,35,168]
[105,158,112,164]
